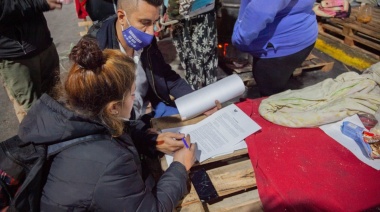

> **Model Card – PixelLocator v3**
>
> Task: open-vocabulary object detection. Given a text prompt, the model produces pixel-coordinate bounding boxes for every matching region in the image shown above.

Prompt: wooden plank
[206,189,263,212]
[177,159,258,211]
[207,160,255,196]
[179,183,202,207]
[160,148,249,170]
[318,18,380,57]
[351,34,380,50]
[179,190,263,212]
[177,202,205,212]
[320,5,380,51]
[293,53,334,76]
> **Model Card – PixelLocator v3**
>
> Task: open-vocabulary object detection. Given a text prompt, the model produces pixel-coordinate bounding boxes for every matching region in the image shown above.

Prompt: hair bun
[69,36,104,70]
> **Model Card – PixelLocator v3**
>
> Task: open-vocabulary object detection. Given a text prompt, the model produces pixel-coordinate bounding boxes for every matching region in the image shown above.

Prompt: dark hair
[118,0,163,9]
[144,0,163,7]
[66,36,135,136]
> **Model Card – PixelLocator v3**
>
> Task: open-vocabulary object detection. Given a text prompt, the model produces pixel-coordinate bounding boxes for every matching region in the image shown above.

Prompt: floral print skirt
[172,11,218,90]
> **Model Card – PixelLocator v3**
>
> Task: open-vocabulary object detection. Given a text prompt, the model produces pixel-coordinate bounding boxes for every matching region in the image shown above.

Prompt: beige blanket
[259,62,380,128]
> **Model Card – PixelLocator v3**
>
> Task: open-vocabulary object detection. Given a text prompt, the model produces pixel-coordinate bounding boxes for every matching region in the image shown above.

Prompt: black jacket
[88,15,193,109]
[0,0,53,59]
[18,94,189,211]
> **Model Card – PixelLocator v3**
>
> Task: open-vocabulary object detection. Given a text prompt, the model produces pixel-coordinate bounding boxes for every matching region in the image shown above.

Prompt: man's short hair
[118,0,163,11]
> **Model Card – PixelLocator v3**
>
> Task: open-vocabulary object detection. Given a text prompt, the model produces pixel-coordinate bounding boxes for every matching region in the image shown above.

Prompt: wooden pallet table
[151,115,263,212]
[318,5,380,59]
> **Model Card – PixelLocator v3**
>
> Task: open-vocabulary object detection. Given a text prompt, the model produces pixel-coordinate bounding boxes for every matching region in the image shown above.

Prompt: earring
[112,110,119,115]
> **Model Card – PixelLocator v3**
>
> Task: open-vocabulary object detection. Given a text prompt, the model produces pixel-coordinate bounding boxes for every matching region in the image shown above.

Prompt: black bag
[0,134,106,212]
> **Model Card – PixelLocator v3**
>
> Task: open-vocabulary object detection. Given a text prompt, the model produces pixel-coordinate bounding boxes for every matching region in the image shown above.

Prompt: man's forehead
[131,1,160,20]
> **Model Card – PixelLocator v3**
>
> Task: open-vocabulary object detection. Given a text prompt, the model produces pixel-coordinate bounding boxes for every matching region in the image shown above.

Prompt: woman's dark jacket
[0,0,53,59]
[18,94,189,211]
[88,15,194,109]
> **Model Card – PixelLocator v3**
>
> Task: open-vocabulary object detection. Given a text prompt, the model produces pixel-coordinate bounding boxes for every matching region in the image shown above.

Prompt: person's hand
[156,132,186,154]
[173,135,196,171]
[203,100,222,116]
[46,0,63,10]
[154,102,179,118]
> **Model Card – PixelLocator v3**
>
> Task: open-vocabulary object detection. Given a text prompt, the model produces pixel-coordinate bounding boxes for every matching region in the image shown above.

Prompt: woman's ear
[106,102,120,115]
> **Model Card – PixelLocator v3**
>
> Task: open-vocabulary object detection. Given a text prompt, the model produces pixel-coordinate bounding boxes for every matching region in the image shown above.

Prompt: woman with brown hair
[18,36,196,211]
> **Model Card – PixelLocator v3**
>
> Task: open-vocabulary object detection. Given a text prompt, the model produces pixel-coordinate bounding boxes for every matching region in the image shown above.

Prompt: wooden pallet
[293,53,334,76]
[228,63,256,87]
[151,115,263,212]
[318,5,380,59]
[221,53,334,83]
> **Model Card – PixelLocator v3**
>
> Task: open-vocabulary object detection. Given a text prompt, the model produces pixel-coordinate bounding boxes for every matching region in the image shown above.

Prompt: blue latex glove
[154,102,179,118]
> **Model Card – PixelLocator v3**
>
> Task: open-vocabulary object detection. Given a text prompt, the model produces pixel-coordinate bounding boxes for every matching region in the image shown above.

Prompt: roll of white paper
[175,74,245,120]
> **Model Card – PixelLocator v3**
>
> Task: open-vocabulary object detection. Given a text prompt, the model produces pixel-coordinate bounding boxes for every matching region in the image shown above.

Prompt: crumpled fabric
[259,62,380,128]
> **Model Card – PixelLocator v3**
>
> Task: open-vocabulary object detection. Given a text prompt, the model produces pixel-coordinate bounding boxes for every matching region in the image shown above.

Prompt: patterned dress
[172,10,218,90]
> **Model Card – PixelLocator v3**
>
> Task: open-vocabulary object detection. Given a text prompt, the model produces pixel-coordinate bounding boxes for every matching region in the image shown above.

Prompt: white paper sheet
[164,140,247,166]
[211,140,247,158]
[175,74,245,120]
[163,104,261,166]
[320,115,380,170]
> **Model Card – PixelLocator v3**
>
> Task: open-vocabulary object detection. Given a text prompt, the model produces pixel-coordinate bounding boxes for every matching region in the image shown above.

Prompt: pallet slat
[176,159,259,211]
[293,53,334,76]
[208,160,255,196]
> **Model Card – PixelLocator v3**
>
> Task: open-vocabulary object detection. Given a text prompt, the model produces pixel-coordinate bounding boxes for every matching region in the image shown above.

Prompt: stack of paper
[163,104,261,166]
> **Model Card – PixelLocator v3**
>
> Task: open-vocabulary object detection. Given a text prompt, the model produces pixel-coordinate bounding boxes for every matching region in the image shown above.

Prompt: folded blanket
[259,62,380,128]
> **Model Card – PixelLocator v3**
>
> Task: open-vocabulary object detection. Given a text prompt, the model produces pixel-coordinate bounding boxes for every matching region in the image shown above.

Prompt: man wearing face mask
[88,0,202,157]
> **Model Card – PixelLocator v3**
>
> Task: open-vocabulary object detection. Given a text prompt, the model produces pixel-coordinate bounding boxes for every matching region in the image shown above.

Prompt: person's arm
[128,120,159,157]
[231,0,291,48]
[0,0,61,23]
[93,142,195,211]
[128,120,187,156]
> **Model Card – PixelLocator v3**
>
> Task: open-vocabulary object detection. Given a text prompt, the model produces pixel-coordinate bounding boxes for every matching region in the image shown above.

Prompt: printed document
[163,104,261,166]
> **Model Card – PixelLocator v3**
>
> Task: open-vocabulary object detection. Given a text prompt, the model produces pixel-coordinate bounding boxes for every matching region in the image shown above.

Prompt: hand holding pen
[173,134,196,171]
[155,132,190,155]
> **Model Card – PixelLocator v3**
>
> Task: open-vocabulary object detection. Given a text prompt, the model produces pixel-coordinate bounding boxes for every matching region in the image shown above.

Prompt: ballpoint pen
[179,132,189,149]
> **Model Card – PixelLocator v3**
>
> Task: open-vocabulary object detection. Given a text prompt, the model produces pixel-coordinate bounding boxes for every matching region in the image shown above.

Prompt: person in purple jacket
[232,0,318,96]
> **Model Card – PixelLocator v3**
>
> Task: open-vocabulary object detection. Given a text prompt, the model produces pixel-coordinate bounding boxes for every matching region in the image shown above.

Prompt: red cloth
[74,0,88,19]
[236,98,380,211]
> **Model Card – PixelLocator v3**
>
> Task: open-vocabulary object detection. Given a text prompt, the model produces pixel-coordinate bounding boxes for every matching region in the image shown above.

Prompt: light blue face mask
[121,13,153,51]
